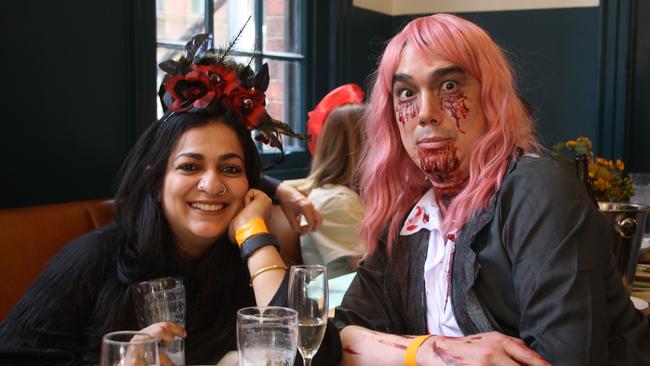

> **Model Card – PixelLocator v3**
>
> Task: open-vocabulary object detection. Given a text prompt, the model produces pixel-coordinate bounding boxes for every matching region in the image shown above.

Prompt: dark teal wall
[628,1,650,172]
[451,8,601,150]
[309,1,392,100]
[0,1,155,208]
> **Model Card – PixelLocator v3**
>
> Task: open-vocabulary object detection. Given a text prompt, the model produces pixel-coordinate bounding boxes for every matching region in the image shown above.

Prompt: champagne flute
[100,331,159,366]
[288,265,328,366]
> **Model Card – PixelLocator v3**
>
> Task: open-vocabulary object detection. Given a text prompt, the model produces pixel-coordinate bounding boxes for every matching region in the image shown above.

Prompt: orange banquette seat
[0,199,299,321]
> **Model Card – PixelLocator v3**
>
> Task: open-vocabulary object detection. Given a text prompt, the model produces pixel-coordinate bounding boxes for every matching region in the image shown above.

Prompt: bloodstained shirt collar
[400,189,441,236]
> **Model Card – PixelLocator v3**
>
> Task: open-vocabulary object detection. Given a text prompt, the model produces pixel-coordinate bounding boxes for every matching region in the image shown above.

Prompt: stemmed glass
[132,277,186,365]
[288,265,328,366]
[100,331,159,366]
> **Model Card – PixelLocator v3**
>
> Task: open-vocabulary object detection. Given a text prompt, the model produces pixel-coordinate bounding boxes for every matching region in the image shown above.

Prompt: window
[156,0,306,154]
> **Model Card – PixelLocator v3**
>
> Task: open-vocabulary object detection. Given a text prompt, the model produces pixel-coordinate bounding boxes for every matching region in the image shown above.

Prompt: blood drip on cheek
[396,100,419,125]
[441,94,469,133]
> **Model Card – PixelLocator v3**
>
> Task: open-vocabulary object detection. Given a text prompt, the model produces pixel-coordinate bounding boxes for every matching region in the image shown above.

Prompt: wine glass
[288,265,328,366]
[132,277,186,365]
[237,306,298,366]
[100,331,159,366]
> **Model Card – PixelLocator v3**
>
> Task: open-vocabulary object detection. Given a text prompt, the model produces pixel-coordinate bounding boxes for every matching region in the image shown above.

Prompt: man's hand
[274,181,322,235]
[418,332,550,366]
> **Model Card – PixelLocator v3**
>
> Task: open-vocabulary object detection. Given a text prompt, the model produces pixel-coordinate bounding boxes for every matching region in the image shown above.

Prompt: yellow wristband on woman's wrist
[235,217,269,246]
[404,335,432,366]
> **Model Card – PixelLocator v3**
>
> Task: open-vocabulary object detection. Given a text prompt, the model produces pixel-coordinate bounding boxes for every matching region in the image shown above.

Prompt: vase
[598,202,650,290]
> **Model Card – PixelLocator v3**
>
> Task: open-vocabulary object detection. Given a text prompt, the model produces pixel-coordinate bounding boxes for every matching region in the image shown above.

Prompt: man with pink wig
[333,13,650,366]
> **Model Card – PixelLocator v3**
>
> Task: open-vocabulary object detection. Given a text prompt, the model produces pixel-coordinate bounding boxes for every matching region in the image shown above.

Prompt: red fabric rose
[163,70,216,111]
[228,87,266,129]
[191,64,240,97]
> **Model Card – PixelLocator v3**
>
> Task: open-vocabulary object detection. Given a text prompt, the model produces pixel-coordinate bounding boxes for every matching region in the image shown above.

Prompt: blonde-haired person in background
[300,102,366,278]
[285,84,364,279]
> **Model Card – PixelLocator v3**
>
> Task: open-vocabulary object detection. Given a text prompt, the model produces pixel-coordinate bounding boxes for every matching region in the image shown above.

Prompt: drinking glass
[288,265,328,366]
[237,306,298,366]
[100,331,159,366]
[132,277,186,365]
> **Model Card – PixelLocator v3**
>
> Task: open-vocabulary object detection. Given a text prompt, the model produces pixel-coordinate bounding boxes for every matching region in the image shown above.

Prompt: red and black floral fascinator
[157,32,308,156]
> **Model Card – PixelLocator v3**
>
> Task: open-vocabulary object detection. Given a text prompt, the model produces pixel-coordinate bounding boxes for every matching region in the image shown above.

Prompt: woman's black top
[0,225,341,365]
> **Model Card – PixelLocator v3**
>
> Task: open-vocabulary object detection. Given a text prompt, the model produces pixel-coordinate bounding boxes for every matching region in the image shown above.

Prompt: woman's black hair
[89,106,260,362]
[113,105,261,282]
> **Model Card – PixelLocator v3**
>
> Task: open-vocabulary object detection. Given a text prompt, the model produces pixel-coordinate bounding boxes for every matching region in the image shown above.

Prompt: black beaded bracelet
[240,233,282,261]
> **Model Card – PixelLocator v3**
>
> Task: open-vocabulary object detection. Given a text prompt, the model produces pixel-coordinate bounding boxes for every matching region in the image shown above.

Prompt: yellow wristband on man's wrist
[404,335,432,366]
[235,217,269,246]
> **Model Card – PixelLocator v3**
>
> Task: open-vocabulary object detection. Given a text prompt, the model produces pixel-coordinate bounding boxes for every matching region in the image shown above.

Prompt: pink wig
[359,14,539,255]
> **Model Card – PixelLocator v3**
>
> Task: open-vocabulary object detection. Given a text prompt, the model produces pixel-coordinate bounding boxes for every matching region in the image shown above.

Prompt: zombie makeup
[396,99,419,125]
[416,144,460,181]
[431,339,468,366]
[377,338,408,350]
[343,345,361,355]
[416,144,468,199]
[441,93,469,133]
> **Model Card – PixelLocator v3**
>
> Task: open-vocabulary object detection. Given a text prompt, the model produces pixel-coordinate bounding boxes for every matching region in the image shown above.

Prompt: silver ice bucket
[599,202,650,290]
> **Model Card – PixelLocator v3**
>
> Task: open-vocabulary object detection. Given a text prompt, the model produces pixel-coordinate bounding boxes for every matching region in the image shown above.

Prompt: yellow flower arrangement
[552,137,634,202]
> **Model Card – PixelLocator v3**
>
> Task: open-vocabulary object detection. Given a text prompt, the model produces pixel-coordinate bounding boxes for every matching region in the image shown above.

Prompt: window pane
[261,58,302,152]
[157,0,205,43]
[263,0,299,53]
[213,0,257,50]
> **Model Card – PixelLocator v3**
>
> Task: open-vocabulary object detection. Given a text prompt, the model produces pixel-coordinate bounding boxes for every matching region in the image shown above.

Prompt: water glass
[237,306,298,366]
[132,277,186,365]
[100,331,159,366]
[288,265,328,366]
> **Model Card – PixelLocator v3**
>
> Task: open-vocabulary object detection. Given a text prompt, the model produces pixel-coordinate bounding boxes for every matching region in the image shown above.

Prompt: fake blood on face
[417,145,467,198]
[416,144,460,179]
[396,100,419,125]
[441,93,469,133]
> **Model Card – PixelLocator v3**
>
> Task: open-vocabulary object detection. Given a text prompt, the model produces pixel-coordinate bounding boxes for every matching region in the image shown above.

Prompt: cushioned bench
[0,200,300,321]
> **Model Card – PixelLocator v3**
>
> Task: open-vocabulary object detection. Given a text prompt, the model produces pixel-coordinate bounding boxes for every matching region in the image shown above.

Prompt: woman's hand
[418,332,550,366]
[274,181,322,235]
[229,188,273,242]
[138,322,187,366]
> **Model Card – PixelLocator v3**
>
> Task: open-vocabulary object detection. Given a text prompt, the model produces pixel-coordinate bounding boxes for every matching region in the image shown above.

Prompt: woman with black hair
[0,34,340,365]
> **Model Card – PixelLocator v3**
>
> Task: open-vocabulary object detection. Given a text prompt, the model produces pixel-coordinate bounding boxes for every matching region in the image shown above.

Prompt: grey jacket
[335,154,650,365]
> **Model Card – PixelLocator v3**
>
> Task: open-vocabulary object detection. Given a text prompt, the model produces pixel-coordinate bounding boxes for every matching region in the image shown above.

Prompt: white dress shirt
[400,189,463,336]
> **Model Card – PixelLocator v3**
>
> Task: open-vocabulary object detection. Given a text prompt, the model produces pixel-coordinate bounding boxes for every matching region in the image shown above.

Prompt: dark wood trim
[127,0,157,142]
